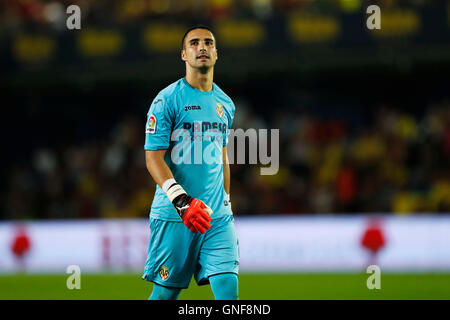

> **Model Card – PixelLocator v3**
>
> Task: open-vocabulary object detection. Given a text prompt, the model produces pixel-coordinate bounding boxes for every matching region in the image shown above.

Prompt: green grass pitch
[1,273,450,300]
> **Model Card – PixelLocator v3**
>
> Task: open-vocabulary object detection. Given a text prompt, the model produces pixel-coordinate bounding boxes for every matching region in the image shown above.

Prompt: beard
[187,58,215,74]
[198,65,210,74]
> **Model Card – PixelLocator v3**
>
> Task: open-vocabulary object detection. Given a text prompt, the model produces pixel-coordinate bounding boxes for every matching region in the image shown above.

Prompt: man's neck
[185,67,214,92]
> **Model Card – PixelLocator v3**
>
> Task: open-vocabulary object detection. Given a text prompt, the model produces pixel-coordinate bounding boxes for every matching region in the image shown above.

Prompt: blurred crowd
[232,100,450,215]
[4,99,450,220]
[0,0,442,33]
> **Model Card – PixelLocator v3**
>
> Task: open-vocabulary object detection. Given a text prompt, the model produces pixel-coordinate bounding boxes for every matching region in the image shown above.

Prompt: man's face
[181,29,218,71]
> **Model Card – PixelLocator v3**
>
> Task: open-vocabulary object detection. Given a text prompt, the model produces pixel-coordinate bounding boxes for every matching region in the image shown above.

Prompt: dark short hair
[181,25,215,49]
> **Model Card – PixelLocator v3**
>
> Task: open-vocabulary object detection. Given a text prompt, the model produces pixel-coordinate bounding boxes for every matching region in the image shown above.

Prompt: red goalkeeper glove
[162,179,213,233]
[172,194,212,233]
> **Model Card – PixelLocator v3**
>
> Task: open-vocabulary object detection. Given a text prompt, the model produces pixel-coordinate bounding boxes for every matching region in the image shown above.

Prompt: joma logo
[185,105,202,111]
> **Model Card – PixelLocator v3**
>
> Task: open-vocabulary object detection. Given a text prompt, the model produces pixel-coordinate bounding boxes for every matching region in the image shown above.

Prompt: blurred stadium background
[1,0,450,299]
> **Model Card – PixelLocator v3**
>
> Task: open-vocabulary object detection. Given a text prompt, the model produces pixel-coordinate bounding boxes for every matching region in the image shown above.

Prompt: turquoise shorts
[142,214,239,289]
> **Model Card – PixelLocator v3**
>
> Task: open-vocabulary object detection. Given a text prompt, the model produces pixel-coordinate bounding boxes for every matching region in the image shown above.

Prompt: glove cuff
[162,178,186,203]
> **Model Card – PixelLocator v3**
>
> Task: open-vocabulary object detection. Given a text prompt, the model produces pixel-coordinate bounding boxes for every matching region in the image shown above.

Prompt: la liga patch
[146,114,157,134]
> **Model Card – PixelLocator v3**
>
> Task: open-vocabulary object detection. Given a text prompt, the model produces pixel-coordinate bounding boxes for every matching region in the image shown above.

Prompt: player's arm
[223,145,232,210]
[222,100,235,205]
[223,146,230,195]
[145,150,212,233]
[145,150,173,187]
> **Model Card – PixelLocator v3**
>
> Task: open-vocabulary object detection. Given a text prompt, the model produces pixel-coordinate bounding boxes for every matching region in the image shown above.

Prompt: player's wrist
[162,178,187,203]
[162,178,193,220]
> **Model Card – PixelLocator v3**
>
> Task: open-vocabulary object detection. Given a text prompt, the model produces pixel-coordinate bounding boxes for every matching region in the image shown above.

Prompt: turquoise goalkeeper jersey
[144,78,235,221]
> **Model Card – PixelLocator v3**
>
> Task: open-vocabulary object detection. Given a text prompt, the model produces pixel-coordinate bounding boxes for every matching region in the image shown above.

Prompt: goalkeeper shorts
[142,214,239,289]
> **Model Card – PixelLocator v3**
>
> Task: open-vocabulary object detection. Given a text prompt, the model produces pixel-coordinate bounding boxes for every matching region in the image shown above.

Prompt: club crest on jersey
[216,103,224,117]
[159,266,169,281]
[146,114,157,134]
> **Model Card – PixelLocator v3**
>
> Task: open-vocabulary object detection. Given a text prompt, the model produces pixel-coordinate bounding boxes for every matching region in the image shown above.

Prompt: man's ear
[181,49,186,61]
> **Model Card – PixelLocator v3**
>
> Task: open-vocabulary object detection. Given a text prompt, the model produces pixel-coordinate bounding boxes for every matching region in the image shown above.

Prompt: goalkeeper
[142,25,239,300]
